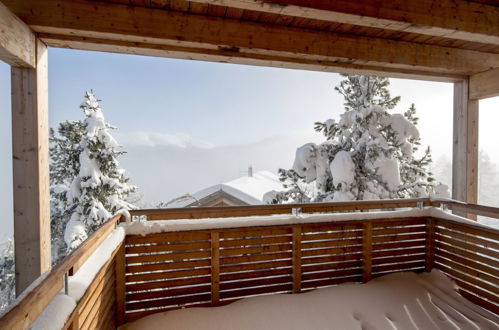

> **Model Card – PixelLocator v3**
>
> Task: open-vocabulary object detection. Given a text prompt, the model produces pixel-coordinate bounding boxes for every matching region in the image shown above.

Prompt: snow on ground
[122,270,498,330]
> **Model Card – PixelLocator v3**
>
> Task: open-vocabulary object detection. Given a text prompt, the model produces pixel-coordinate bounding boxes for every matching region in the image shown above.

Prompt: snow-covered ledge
[30,227,125,330]
[122,206,487,236]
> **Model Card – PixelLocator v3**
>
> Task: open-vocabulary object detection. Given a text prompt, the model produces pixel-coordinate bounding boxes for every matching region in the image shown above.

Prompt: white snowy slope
[122,270,498,330]
[166,171,283,207]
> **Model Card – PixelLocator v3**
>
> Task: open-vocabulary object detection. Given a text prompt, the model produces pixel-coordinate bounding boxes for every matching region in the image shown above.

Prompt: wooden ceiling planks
[5,0,499,81]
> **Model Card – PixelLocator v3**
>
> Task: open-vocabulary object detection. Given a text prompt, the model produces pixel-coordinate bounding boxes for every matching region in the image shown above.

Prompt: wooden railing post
[211,232,220,305]
[115,242,126,326]
[425,218,435,272]
[362,222,373,283]
[292,226,302,293]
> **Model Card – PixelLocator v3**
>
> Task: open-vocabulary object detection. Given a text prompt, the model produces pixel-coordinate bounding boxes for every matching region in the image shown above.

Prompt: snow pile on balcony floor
[122,270,498,330]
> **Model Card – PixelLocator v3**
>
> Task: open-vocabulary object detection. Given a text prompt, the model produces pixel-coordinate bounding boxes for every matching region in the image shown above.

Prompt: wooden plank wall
[63,244,122,330]
[123,217,430,322]
[432,218,499,314]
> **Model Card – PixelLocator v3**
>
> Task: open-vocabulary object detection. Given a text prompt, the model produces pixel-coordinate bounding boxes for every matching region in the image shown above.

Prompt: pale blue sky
[1,47,498,241]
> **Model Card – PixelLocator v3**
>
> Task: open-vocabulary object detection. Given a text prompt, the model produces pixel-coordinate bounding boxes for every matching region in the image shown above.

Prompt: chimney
[248,165,253,177]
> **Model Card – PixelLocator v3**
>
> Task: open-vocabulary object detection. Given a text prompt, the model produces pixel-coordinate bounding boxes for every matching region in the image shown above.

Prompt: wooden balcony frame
[0,198,497,329]
[1,0,499,310]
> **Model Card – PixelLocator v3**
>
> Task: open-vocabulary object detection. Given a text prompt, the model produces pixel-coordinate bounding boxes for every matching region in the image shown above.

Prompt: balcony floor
[121,270,499,330]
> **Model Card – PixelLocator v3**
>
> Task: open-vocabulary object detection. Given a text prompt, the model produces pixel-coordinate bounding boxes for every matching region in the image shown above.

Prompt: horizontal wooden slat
[372,254,425,266]
[302,245,363,257]
[126,267,211,283]
[435,263,499,296]
[459,289,499,316]
[301,252,362,265]
[221,275,292,290]
[126,284,212,302]
[435,234,498,259]
[126,275,211,292]
[301,260,362,273]
[301,275,363,289]
[126,231,211,244]
[434,241,499,269]
[439,270,499,307]
[220,243,293,256]
[435,226,499,251]
[301,238,363,249]
[435,218,499,239]
[126,250,211,264]
[372,225,426,236]
[301,223,363,233]
[220,267,292,282]
[435,249,498,279]
[372,246,426,258]
[126,259,212,274]
[434,256,498,287]
[220,252,293,265]
[126,293,212,311]
[372,261,425,273]
[220,227,292,239]
[125,241,211,254]
[301,230,362,241]
[302,268,361,281]
[220,235,292,247]
[220,283,292,299]
[221,259,292,273]
[372,240,425,251]
[372,218,427,228]
[372,232,427,243]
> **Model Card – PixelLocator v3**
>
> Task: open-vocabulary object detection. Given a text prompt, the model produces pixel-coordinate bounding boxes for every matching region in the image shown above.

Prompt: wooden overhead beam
[193,0,499,45]
[11,39,51,295]
[4,0,499,77]
[469,68,499,100]
[452,79,478,219]
[40,33,465,83]
[0,1,35,67]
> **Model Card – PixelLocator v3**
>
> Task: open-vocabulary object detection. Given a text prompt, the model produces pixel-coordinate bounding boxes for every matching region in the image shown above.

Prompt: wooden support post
[115,242,126,327]
[452,79,478,220]
[362,222,372,283]
[11,38,51,295]
[292,226,302,293]
[211,231,220,305]
[425,218,435,272]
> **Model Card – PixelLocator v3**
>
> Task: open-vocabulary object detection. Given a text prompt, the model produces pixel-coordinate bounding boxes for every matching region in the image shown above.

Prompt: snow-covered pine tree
[64,91,136,250]
[50,121,85,264]
[267,74,439,203]
[0,239,15,312]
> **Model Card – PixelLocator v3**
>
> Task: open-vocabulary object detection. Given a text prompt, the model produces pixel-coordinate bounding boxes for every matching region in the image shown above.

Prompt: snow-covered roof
[166,171,283,208]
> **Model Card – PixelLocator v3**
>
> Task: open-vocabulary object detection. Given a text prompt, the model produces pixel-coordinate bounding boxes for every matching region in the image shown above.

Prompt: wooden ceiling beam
[4,0,499,77]
[192,0,499,45]
[39,33,466,82]
[0,1,35,68]
[469,68,499,100]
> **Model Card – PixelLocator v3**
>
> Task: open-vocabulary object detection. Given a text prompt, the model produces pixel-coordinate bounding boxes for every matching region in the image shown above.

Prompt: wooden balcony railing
[0,198,497,329]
